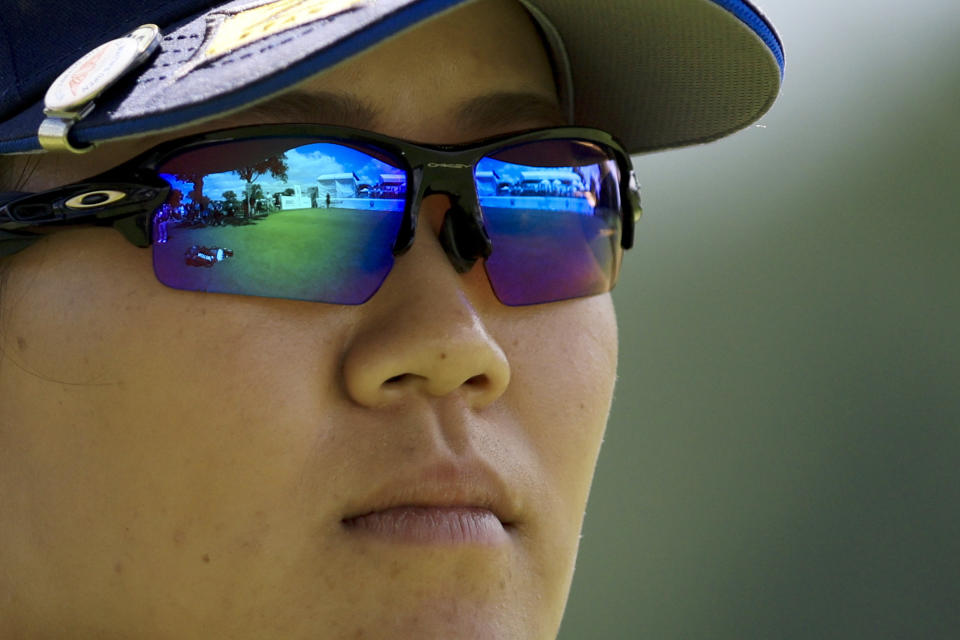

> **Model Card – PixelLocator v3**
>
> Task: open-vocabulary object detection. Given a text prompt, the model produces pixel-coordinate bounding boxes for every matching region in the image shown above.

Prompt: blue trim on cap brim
[714,0,784,74]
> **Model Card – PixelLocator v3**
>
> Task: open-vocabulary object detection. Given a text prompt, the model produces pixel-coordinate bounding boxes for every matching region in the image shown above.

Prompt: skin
[0,1,618,638]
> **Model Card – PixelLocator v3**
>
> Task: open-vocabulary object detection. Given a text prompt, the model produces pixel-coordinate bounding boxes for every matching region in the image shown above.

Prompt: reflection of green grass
[161,207,398,300]
[482,206,614,302]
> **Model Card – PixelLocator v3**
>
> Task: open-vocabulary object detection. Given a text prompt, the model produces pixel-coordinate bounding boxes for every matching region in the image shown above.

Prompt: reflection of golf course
[154,207,402,304]
[154,204,619,305]
[481,206,619,304]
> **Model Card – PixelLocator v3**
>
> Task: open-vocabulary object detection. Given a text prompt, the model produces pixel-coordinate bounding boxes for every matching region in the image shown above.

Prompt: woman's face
[0,1,618,637]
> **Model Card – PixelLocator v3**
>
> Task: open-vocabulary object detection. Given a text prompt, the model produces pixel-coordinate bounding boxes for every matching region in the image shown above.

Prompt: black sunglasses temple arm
[620,168,642,251]
[0,181,169,254]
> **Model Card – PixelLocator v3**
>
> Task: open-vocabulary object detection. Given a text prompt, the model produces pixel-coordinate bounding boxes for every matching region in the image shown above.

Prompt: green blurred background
[560,1,960,638]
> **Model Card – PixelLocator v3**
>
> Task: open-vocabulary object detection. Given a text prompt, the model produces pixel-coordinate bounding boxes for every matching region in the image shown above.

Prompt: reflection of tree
[244,183,266,216]
[176,171,210,213]
[235,153,288,217]
[168,188,183,215]
[221,190,240,215]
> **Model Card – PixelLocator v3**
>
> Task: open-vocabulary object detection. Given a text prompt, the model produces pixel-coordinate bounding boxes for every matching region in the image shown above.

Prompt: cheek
[1,228,351,414]
[1,227,364,489]
[479,294,617,617]
[497,294,618,534]
[511,292,618,451]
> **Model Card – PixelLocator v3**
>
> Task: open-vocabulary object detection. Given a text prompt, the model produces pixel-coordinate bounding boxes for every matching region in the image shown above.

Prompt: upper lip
[341,459,521,527]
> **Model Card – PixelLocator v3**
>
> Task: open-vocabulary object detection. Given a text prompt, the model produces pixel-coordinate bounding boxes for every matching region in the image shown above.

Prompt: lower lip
[342,506,509,545]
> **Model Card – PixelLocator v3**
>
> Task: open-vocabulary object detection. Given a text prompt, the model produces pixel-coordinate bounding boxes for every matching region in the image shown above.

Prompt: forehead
[230,0,561,141]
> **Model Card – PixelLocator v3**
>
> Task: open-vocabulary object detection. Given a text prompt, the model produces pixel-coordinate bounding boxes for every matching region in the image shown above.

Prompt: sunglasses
[0,125,641,306]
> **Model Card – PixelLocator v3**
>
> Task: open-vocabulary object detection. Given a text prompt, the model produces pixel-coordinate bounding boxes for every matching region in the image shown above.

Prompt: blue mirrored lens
[152,138,406,304]
[476,140,622,305]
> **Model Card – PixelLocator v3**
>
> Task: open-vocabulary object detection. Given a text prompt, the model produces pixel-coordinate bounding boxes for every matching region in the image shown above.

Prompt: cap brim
[534,0,783,152]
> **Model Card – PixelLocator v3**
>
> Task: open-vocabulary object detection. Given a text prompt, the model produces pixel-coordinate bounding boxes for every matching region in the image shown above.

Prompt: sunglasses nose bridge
[396,162,491,273]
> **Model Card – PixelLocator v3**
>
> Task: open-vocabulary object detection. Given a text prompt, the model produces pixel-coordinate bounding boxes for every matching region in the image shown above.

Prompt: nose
[341,196,510,410]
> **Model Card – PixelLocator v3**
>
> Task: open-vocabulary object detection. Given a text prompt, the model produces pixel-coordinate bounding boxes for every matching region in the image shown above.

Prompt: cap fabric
[0,0,783,156]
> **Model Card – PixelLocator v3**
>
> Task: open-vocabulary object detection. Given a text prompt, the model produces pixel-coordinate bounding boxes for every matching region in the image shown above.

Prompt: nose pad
[437,200,493,274]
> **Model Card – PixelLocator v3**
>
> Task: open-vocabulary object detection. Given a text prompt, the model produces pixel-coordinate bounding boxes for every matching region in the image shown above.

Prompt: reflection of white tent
[378,174,405,197]
[519,170,583,189]
[475,170,497,196]
[317,172,359,199]
[279,184,312,210]
[477,165,594,214]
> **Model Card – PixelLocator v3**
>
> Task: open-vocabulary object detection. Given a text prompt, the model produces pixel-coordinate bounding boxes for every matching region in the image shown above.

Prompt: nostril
[465,374,489,388]
[381,372,490,396]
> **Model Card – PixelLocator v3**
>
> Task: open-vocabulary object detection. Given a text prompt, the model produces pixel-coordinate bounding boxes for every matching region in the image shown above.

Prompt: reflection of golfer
[184,245,234,267]
[325,193,331,208]
[153,206,170,244]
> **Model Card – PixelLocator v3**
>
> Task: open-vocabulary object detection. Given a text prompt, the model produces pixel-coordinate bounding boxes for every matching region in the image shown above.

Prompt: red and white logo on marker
[44,25,159,115]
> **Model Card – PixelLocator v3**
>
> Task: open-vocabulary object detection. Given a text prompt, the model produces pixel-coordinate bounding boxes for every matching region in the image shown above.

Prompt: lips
[343,506,508,544]
[340,461,519,545]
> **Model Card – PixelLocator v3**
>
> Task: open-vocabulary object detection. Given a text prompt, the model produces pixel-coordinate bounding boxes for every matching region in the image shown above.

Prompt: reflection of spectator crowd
[154,203,234,244]
[496,179,587,199]
[155,200,263,236]
[357,184,406,199]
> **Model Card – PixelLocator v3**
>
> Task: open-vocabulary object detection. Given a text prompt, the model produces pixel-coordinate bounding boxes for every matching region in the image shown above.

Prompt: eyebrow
[239,89,568,132]
[455,91,568,131]
[240,90,380,129]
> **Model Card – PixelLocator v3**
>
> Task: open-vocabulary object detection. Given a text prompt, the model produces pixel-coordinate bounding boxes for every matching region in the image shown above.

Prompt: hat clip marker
[39,24,162,154]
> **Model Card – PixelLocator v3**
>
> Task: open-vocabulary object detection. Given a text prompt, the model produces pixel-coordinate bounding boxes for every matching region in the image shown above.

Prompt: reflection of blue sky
[161,174,192,200]
[162,142,403,203]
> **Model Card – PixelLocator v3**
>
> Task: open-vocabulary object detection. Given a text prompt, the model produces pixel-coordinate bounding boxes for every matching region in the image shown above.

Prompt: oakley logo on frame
[427,162,472,169]
[64,190,129,209]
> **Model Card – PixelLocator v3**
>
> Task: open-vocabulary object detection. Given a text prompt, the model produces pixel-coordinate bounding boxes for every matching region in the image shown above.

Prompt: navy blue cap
[0,0,783,155]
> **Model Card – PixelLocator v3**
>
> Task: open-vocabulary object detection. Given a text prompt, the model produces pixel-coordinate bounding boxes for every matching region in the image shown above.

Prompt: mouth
[340,461,519,546]
[342,505,509,545]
